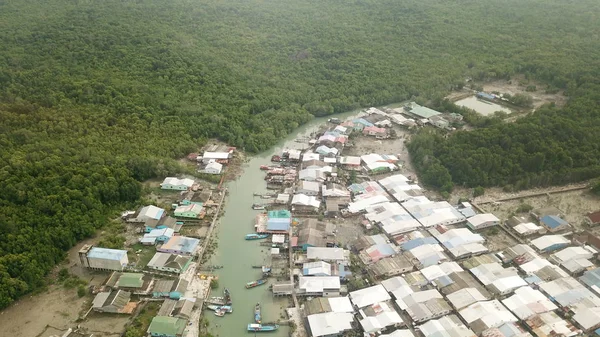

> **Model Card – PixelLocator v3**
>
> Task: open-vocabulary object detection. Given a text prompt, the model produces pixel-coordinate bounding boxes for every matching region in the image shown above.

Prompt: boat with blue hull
[247,323,279,332]
[254,303,261,323]
[245,233,269,240]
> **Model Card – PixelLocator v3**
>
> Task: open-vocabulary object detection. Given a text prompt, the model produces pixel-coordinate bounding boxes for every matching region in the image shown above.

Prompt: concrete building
[296,228,327,251]
[447,288,488,310]
[79,245,128,271]
[200,151,231,164]
[303,296,354,316]
[134,205,165,222]
[158,299,195,320]
[158,236,200,256]
[580,267,600,296]
[396,289,452,323]
[466,214,500,230]
[105,272,153,294]
[141,228,175,245]
[147,252,192,274]
[358,301,405,334]
[160,177,194,191]
[306,247,348,263]
[549,246,597,274]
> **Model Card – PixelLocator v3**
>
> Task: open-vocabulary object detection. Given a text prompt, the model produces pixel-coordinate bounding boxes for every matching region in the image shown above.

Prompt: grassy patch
[124,302,160,337]
[128,243,156,269]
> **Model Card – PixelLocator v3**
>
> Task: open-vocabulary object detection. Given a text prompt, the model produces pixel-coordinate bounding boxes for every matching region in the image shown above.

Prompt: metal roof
[87,247,127,261]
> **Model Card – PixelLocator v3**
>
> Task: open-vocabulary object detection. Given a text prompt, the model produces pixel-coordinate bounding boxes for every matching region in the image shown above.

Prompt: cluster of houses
[187,145,236,175]
[260,117,600,337]
[287,172,600,336]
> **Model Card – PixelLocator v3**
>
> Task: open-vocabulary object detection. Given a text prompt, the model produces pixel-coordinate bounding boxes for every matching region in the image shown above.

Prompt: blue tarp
[401,237,437,251]
[540,215,568,229]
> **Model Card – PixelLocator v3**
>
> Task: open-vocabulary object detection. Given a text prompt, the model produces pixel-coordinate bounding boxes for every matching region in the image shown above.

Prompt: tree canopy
[1,0,599,308]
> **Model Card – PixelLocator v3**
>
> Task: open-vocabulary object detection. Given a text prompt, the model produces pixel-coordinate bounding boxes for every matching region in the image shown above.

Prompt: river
[205,110,359,337]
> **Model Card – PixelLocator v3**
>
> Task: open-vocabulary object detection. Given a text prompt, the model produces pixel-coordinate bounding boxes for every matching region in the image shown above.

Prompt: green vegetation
[1,0,599,308]
[473,186,485,198]
[516,203,534,213]
[210,278,219,290]
[124,303,159,337]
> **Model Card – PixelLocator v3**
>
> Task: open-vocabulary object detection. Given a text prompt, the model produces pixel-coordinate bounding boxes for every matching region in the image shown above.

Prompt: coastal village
[41,98,600,337]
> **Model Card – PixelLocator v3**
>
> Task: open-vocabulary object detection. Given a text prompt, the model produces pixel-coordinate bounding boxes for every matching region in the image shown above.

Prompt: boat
[260,165,270,170]
[247,323,279,332]
[252,203,266,210]
[271,155,281,162]
[215,307,226,317]
[206,304,220,311]
[246,278,267,289]
[219,305,233,313]
[224,288,232,305]
[254,303,261,323]
[328,117,341,124]
[245,233,269,240]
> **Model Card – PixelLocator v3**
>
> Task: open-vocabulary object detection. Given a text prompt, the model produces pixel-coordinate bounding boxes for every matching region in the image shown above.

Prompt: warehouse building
[158,236,200,256]
[147,252,192,274]
[79,245,128,271]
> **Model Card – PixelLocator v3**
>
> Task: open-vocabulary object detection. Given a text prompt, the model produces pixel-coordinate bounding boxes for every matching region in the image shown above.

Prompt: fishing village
[12,99,600,337]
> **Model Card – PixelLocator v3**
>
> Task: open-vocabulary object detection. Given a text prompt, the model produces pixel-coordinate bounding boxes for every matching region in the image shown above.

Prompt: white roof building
[349,284,391,308]
[466,213,500,230]
[298,168,326,182]
[470,262,527,295]
[380,330,415,337]
[447,288,488,310]
[307,312,354,337]
[327,297,354,313]
[203,161,223,174]
[530,235,570,251]
[396,289,452,323]
[161,177,195,189]
[365,202,422,235]
[501,286,558,320]
[539,276,600,308]
[359,301,405,333]
[298,276,341,293]
[513,222,543,236]
[202,151,230,160]
[303,261,332,276]
[137,205,165,221]
[402,198,466,227]
[348,195,389,213]
[307,247,347,261]
[417,315,476,337]
[549,246,596,273]
[381,276,410,293]
[302,152,320,162]
[406,244,449,268]
[572,306,600,331]
[459,300,518,334]
[291,194,321,209]
[420,262,464,283]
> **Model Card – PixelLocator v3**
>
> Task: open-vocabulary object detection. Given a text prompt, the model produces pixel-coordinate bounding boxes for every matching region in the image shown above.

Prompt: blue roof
[401,237,437,251]
[267,218,290,231]
[352,118,374,127]
[88,247,127,261]
[595,328,600,336]
[580,267,600,288]
[435,275,453,287]
[476,92,495,100]
[459,207,477,218]
[541,215,568,229]
[524,274,543,285]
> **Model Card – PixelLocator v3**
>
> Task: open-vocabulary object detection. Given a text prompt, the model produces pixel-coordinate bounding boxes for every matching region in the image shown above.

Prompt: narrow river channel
[205,110,359,337]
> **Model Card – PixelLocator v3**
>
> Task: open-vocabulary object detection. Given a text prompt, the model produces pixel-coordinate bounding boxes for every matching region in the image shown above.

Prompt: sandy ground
[477,189,600,233]
[343,129,417,179]
[483,77,567,110]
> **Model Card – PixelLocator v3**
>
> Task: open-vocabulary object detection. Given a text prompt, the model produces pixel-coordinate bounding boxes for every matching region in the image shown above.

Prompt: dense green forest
[1,0,599,308]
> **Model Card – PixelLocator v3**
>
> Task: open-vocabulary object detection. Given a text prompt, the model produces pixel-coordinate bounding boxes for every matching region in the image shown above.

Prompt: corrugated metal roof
[87,247,127,261]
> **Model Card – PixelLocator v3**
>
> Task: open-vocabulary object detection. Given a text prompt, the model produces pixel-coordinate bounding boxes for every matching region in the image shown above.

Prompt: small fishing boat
[247,323,279,332]
[245,233,269,240]
[219,305,233,313]
[224,288,232,305]
[215,307,226,317]
[252,203,266,210]
[206,304,220,311]
[246,278,267,289]
[271,155,281,162]
[260,165,270,170]
[254,303,261,323]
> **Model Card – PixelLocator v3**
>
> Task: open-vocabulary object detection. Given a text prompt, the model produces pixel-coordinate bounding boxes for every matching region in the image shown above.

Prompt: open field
[476,189,600,235]
[483,77,567,110]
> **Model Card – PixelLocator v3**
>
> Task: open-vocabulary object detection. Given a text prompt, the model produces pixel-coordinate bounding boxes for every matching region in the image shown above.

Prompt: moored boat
[246,278,267,289]
[245,233,269,240]
[206,304,220,311]
[260,165,270,170]
[247,323,279,332]
[254,303,261,323]
[215,307,226,317]
[224,288,232,305]
[252,203,266,210]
